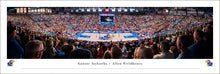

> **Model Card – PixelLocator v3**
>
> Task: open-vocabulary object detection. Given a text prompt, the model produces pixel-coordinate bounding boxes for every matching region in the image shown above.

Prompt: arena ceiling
[7,7,213,15]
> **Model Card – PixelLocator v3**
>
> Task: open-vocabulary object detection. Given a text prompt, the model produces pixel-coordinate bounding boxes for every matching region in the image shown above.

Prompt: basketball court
[76,32,141,42]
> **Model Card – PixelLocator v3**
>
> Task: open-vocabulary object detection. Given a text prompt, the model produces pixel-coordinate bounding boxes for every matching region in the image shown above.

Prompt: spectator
[24,40,44,59]
[42,40,57,58]
[21,35,31,48]
[188,29,207,58]
[70,48,93,59]
[134,47,153,59]
[102,45,108,54]
[111,47,122,59]
[153,41,174,59]
[7,25,24,59]
[169,38,176,46]
[169,46,179,58]
[151,44,159,55]
[97,45,104,59]
[103,50,112,59]
[54,40,65,57]
[122,44,127,58]
[204,22,213,58]
[61,45,75,58]
[91,45,98,58]
[54,40,61,53]
[176,35,193,59]
[125,51,133,59]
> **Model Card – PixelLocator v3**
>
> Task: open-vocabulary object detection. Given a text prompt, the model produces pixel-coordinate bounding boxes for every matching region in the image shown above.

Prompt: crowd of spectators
[7,14,209,39]
[7,14,213,59]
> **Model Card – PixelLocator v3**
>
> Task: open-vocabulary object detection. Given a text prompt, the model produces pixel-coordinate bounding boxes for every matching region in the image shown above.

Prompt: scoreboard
[99,12,115,25]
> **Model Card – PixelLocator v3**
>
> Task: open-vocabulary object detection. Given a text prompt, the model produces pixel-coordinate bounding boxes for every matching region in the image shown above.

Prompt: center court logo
[205,60,213,67]
[7,60,15,66]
